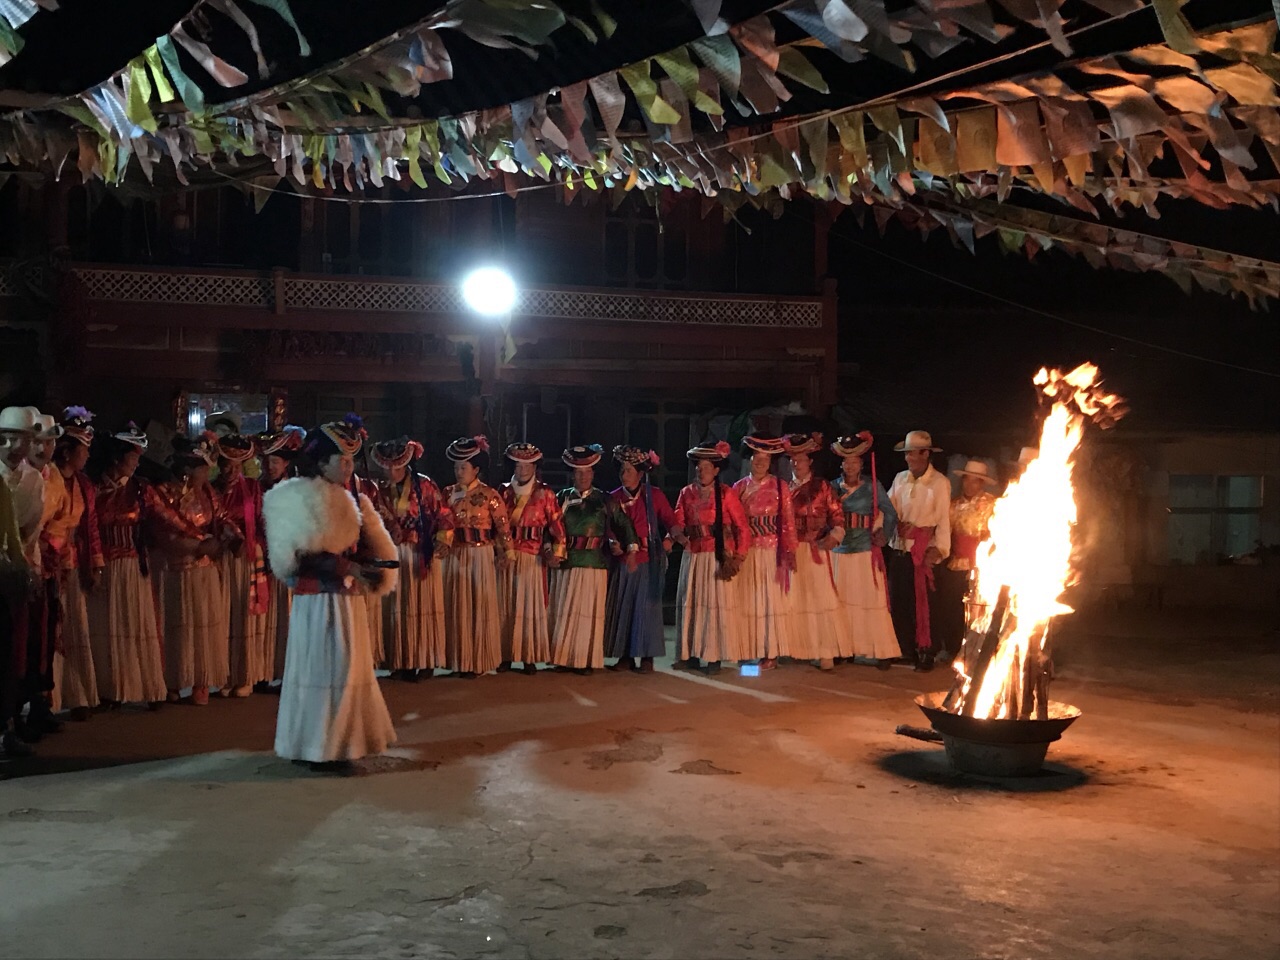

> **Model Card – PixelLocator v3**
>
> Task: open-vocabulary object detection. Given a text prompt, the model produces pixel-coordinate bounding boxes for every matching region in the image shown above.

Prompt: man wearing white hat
[886,430,952,671]
[936,459,1000,663]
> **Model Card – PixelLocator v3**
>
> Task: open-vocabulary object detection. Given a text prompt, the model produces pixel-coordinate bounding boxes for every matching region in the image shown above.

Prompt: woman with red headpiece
[88,423,166,709]
[672,441,750,675]
[784,432,845,671]
[831,434,900,668]
[215,432,270,698]
[371,436,450,681]
[733,434,798,670]
[256,425,305,685]
[440,437,513,678]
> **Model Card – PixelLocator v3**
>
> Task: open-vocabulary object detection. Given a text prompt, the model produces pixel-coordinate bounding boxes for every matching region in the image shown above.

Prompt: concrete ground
[2,609,1277,960]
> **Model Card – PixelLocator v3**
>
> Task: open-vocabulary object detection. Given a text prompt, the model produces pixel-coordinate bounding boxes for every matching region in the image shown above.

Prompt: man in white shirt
[886,430,951,672]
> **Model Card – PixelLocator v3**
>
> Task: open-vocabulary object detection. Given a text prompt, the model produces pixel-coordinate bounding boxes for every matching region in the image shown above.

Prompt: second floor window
[604,195,688,289]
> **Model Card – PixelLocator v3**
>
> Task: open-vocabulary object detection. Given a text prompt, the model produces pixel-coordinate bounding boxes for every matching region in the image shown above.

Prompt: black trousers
[932,565,971,659]
[887,548,945,659]
[0,590,15,727]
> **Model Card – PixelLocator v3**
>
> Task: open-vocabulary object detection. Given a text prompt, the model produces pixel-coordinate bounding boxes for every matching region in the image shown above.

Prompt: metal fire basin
[915,692,1082,777]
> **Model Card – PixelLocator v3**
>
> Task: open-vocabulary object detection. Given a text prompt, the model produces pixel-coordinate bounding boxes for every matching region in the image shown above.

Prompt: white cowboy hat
[0,406,38,435]
[894,429,941,453]
[953,459,998,486]
[31,412,64,441]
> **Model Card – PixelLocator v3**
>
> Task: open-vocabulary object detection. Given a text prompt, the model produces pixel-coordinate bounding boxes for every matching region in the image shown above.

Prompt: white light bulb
[461,267,517,317]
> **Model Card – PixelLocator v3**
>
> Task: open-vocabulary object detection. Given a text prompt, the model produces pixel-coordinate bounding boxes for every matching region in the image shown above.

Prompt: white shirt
[0,458,46,566]
[888,465,951,559]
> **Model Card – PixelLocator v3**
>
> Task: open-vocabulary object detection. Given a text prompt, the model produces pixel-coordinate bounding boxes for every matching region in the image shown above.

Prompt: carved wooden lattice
[72,268,272,306]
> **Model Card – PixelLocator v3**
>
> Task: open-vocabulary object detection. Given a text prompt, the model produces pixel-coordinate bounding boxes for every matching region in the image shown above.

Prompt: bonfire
[943,363,1126,721]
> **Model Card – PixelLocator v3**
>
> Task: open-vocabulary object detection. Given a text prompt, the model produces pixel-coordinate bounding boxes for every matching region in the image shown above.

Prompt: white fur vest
[263,476,398,597]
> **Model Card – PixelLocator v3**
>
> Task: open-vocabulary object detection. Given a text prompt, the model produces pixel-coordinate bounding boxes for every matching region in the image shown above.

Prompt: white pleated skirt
[443,544,501,674]
[832,550,900,659]
[88,556,165,704]
[361,591,385,667]
[159,563,229,691]
[271,576,291,681]
[223,553,273,688]
[734,545,794,660]
[274,592,396,762]
[676,551,747,663]
[53,571,97,712]
[383,543,447,670]
[548,567,607,669]
[498,550,550,664]
[788,546,842,660]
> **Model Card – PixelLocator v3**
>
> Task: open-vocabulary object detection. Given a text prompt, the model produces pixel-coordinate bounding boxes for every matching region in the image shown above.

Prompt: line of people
[0,401,1000,768]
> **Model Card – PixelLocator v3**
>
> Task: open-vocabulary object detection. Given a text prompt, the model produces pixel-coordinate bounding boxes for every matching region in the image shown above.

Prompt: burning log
[958,584,1011,718]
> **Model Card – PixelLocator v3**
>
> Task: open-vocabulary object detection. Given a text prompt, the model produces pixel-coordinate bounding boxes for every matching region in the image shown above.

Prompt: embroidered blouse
[833,477,897,555]
[556,487,638,570]
[440,480,514,558]
[732,475,798,554]
[948,491,998,571]
[789,476,844,546]
[95,474,150,566]
[673,482,750,557]
[41,469,103,575]
[501,479,567,560]
[148,479,224,571]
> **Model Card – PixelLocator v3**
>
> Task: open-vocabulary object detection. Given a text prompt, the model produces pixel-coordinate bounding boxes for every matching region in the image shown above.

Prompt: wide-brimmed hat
[32,411,64,441]
[111,422,149,452]
[205,411,241,434]
[783,432,823,456]
[894,429,941,453]
[372,437,424,470]
[171,431,219,468]
[687,440,731,464]
[302,422,363,462]
[59,406,95,446]
[257,425,305,458]
[831,432,873,458]
[563,444,603,469]
[505,442,543,464]
[0,406,39,436]
[216,433,257,464]
[953,459,998,486]
[741,433,786,457]
[613,445,659,471]
[446,435,489,463]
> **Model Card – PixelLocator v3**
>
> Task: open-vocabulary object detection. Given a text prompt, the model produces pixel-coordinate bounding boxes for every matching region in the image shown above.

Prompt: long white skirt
[833,550,900,659]
[361,592,385,667]
[159,563,229,691]
[788,547,842,660]
[498,551,551,664]
[735,545,794,660]
[549,567,607,669]
[383,543,446,671]
[88,556,165,704]
[274,592,396,762]
[223,553,273,688]
[443,544,501,674]
[676,551,747,663]
[54,572,98,712]
[271,576,291,681]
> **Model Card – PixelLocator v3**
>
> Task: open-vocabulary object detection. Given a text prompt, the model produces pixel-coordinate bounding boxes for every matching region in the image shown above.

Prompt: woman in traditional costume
[372,437,449,682]
[88,424,165,709]
[549,445,638,676]
[264,420,398,772]
[440,437,512,678]
[257,425,305,686]
[149,431,229,705]
[733,434,797,670]
[604,446,675,674]
[345,420,386,668]
[783,432,845,671]
[215,433,270,698]
[830,434,900,667]
[497,443,565,675]
[43,407,104,719]
[672,441,749,675]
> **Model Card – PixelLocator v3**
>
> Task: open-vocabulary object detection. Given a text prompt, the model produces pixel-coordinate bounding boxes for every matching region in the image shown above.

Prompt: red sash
[900,521,935,651]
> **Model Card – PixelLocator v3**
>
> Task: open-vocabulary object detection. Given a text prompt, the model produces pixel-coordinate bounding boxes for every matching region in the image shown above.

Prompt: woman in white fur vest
[263,419,398,773]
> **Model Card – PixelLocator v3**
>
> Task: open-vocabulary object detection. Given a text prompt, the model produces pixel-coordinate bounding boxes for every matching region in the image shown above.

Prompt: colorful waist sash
[514,524,545,542]
[457,527,493,545]
[568,535,604,551]
[748,515,778,537]
[843,512,873,530]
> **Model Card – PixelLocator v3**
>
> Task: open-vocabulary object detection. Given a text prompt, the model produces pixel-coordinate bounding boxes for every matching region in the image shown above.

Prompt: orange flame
[952,364,1125,719]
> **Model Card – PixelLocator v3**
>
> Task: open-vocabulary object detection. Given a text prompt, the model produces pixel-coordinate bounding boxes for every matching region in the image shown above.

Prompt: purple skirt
[603,557,666,659]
